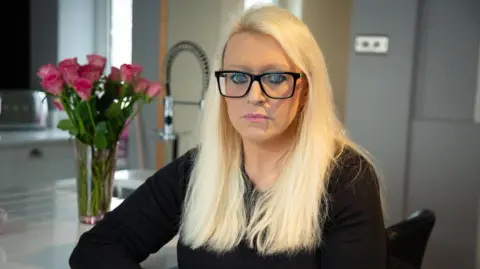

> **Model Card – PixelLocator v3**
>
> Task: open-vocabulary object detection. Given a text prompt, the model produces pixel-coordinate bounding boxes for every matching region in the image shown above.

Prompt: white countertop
[0,170,178,269]
[0,129,72,147]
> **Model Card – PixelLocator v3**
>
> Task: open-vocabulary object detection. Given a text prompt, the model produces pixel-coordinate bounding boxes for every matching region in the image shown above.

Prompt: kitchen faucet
[155,41,210,160]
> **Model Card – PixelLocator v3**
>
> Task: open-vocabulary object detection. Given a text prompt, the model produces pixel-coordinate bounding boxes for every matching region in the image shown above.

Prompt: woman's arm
[321,153,387,269]
[69,150,195,269]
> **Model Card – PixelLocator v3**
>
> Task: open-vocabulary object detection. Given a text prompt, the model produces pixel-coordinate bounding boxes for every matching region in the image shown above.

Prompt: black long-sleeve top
[69,148,387,269]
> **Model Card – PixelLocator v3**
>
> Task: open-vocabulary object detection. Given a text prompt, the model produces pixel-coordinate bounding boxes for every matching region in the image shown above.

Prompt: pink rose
[130,64,143,75]
[59,66,79,84]
[73,78,93,100]
[53,99,64,110]
[58,57,80,71]
[146,82,161,98]
[120,64,143,83]
[108,67,120,81]
[78,64,102,83]
[40,70,64,95]
[37,64,57,80]
[134,78,149,93]
[86,54,106,71]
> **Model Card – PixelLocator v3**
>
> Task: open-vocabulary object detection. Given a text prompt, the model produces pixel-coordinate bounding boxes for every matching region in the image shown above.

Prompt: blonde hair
[180,5,375,255]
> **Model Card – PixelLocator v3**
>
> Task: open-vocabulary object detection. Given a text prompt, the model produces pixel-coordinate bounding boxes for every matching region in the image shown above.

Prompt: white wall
[57,0,95,62]
[57,0,110,64]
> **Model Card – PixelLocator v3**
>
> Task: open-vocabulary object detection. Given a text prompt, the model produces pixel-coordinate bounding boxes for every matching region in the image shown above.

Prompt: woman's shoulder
[327,145,380,195]
[324,145,384,228]
[147,147,198,192]
[175,147,199,171]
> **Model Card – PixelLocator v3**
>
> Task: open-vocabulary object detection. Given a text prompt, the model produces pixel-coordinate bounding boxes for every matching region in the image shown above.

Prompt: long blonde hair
[180,5,372,255]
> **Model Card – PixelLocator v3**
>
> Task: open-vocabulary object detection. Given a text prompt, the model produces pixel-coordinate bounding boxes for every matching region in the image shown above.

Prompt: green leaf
[94,133,108,149]
[76,101,92,121]
[57,119,76,133]
[94,121,109,149]
[105,102,122,119]
[121,84,133,97]
[95,121,108,133]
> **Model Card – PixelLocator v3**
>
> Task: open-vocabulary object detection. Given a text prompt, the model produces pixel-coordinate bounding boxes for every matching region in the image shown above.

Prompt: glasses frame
[214,70,302,99]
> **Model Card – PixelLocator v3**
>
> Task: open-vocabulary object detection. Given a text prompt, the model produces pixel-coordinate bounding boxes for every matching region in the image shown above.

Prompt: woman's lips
[243,113,270,122]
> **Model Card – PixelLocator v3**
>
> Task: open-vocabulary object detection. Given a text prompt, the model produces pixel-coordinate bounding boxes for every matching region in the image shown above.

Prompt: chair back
[386,209,436,268]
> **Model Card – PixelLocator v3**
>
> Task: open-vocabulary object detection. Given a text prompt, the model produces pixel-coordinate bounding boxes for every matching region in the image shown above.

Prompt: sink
[112,184,137,199]
[114,169,155,181]
[112,169,155,199]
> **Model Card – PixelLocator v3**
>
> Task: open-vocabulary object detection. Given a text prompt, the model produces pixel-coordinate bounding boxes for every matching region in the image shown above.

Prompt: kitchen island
[0,129,71,148]
[0,170,178,269]
[0,128,130,189]
[0,129,77,193]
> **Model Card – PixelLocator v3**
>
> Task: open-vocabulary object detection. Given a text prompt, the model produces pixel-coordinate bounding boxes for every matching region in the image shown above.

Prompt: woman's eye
[265,74,286,84]
[229,73,249,84]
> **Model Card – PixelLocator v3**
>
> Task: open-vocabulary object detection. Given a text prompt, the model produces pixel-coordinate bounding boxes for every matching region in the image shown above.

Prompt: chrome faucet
[155,41,210,160]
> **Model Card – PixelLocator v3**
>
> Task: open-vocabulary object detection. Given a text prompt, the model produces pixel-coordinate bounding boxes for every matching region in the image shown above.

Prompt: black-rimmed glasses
[214,70,302,99]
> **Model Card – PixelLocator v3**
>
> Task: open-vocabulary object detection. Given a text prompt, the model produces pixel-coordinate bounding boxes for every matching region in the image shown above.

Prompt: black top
[69,148,387,269]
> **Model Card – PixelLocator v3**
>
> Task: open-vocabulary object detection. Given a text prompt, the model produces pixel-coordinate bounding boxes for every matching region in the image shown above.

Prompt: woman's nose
[247,81,266,103]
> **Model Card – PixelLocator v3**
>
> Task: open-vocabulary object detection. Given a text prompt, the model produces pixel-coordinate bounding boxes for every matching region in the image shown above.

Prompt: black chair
[389,256,421,269]
[386,209,436,268]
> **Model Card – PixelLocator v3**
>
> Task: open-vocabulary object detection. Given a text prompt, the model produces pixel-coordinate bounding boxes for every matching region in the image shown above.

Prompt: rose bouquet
[37,54,161,224]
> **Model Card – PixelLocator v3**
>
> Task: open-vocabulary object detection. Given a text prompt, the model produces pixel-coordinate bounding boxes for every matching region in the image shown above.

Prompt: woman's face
[221,31,305,144]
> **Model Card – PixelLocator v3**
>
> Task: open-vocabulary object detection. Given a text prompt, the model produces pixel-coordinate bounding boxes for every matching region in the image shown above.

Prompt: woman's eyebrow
[223,64,292,72]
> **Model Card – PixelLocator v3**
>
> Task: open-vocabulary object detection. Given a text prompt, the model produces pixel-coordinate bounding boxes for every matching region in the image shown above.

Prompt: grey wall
[346,0,419,226]
[475,38,480,123]
[346,1,480,269]
[30,0,58,89]
[407,1,480,269]
[128,0,161,169]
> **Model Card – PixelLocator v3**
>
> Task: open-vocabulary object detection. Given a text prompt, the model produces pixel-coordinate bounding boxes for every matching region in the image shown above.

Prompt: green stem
[104,149,116,210]
[86,103,96,130]
[77,152,88,216]
[92,157,102,215]
[79,165,87,214]
[76,140,117,219]
[61,96,79,131]
[73,108,87,137]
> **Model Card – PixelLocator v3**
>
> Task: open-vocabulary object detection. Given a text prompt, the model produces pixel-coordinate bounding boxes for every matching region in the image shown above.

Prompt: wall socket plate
[354,35,389,54]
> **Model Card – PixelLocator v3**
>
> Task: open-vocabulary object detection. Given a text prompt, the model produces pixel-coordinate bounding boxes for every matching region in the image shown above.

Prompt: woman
[69,5,386,269]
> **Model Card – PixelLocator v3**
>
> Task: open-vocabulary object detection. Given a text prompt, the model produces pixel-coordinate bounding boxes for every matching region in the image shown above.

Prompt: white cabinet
[0,141,76,189]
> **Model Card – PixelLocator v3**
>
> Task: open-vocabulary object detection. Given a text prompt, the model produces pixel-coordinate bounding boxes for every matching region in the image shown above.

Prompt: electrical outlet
[354,35,389,54]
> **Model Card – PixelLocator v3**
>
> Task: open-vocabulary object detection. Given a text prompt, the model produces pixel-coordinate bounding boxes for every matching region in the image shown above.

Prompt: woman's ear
[297,77,309,114]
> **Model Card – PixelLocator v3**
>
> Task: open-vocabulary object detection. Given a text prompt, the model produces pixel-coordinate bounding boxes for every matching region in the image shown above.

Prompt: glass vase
[74,140,118,224]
